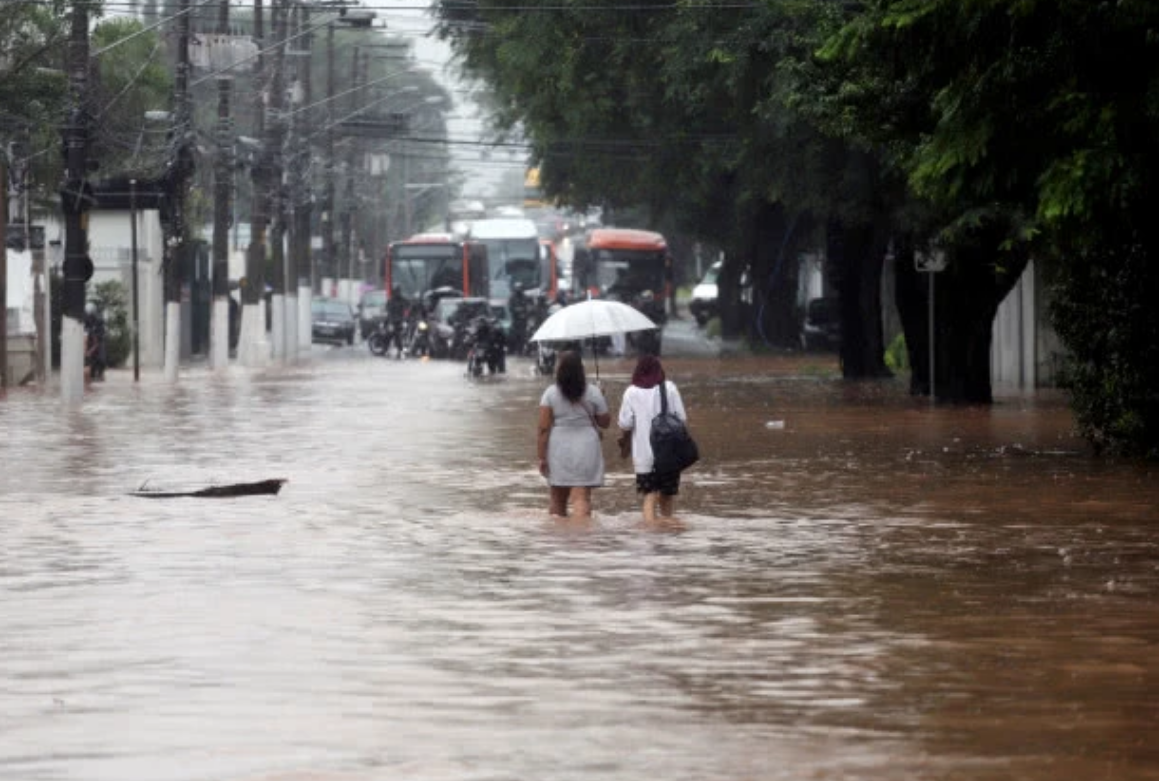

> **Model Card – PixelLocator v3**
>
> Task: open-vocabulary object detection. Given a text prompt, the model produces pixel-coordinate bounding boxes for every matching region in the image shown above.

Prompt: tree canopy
[435,0,1159,454]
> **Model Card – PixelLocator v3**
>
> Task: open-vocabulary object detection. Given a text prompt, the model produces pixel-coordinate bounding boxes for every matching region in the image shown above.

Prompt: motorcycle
[519,293,552,358]
[464,315,507,377]
[534,341,557,376]
[406,312,432,358]
[367,317,406,358]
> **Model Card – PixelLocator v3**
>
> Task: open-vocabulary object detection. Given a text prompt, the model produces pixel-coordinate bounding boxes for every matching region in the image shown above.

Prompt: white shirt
[617,381,687,474]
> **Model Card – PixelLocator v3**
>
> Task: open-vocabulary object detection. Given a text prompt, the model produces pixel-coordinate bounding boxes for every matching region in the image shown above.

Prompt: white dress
[540,384,608,487]
[617,381,687,474]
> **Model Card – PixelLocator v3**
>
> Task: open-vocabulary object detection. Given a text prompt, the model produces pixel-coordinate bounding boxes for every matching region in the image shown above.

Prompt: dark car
[801,297,841,351]
[357,289,387,339]
[312,297,356,345]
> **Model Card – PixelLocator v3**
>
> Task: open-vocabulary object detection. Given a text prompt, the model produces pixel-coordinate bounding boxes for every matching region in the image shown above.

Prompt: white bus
[465,218,552,306]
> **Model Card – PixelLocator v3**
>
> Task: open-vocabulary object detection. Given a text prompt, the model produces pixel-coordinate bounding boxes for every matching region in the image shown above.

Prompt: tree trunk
[717,240,745,339]
[893,236,928,394]
[895,228,1029,403]
[747,203,800,348]
[827,217,891,378]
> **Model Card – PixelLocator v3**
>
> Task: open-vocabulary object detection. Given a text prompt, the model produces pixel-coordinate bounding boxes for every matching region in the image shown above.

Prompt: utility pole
[283,1,301,363]
[210,0,233,369]
[322,21,336,298]
[1,155,7,392]
[60,0,95,403]
[267,0,289,362]
[130,179,140,381]
[294,3,314,352]
[240,0,269,366]
[162,0,194,382]
[27,140,47,386]
[340,46,361,304]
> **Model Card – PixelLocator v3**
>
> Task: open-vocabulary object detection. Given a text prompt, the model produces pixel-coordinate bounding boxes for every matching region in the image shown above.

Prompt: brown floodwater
[1,346,1156,781]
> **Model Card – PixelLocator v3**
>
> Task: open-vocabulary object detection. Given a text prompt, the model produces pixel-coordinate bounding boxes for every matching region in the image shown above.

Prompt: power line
[98,1,760,11]
[91,0,221,57]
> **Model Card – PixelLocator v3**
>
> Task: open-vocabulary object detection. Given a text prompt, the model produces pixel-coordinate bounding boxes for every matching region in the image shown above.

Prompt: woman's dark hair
[555,350,587,402]
[631,354,664,389]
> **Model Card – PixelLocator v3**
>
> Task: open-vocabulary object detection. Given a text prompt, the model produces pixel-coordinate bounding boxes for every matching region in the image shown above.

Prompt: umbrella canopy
[530,299,658,343]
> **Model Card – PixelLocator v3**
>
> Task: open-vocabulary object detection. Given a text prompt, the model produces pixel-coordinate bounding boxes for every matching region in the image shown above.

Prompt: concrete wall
[3,334,36,386]
[991,259,1065,389]
[87,210,166,368]
[4,248,36,334]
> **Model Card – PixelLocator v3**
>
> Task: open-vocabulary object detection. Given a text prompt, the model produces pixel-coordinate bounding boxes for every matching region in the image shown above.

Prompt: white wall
[87,209,166,368]
[991,260,1064,389]
[4,248,35,334]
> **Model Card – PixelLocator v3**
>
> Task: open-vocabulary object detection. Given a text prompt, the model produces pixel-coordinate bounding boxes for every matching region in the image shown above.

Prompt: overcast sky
[372,0,526,199]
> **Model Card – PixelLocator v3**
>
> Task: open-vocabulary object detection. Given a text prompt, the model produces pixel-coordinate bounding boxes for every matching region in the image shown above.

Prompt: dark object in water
[130,478,287,498]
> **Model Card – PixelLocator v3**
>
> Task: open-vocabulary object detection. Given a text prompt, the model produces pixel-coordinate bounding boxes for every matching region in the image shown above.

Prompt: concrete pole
[268,0,288,363]
[340,46,360,307]
[296,3,314,352]
[239,0,270,367]
[1,156,7,392]
[322,22,336,297]
[210,0,233,370]
[283,1,300,364]
[26,152,47,386]
[163,0,193,383]
[130,179,140,381]
[60,0,93,404]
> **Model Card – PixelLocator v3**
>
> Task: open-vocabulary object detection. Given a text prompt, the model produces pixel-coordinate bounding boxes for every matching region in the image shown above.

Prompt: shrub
[705,316,722,339]
[90,280,132,369]
[885,333,909,373]
[1050,240,1159,458]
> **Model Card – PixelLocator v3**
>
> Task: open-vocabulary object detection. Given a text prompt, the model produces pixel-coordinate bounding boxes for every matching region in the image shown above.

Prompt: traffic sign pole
[916,250,946,404]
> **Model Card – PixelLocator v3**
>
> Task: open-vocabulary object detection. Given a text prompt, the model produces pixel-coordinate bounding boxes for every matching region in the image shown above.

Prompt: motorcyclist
[384,285,409,355]
[508,281,531,353]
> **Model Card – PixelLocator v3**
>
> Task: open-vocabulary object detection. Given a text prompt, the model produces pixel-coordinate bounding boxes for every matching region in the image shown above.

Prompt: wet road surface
[1,339,1157,781]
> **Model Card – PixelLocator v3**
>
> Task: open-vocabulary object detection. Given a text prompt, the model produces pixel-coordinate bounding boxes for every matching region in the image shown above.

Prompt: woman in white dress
[617,355,688,523]
[537,350,611,518]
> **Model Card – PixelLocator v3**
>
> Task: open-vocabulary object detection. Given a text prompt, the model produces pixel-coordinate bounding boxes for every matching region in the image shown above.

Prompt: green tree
[90,279,131,368]
[90,17,175,181]
[435,0,897,366]
[0,1,70,211]
[815,0,1159,447]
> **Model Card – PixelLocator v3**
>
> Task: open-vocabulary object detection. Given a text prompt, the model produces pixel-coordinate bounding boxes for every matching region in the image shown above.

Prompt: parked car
[311,297,356,345]
[689,261,720,326]
[801,297,841,351]
[357,289,387,339]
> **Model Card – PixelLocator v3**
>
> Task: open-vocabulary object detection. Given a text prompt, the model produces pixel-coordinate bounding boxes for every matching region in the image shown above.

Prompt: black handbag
[649,382,699,473]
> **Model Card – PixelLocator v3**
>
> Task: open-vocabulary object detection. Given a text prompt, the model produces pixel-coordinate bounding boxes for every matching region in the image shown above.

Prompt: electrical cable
[95,39,165,118]
[91,0,221,57]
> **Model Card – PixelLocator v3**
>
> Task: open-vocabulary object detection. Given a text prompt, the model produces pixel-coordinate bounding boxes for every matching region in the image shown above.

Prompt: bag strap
[658,381,669,415]
[576,396,600,431]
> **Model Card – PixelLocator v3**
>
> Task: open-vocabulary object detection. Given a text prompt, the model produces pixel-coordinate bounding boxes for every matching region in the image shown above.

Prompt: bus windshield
[480,238,541,300]
[390,244,464,298]
[595,248,667,300]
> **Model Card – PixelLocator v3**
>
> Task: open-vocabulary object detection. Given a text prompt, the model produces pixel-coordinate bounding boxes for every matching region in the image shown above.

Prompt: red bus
[383,233,489,301]
[573,228,671,322]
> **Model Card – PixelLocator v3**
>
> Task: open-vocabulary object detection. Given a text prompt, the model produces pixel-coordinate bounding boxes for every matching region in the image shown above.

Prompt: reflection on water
[1,351,1157,781]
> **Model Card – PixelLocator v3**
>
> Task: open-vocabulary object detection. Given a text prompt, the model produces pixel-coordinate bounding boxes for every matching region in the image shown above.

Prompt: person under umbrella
[537,350,611,520]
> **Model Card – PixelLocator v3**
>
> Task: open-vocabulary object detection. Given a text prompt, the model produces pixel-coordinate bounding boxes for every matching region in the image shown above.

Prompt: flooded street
[2,344,1157,781]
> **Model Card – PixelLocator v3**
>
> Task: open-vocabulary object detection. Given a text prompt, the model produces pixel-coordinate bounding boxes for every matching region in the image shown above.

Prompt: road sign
[915,250,947,273]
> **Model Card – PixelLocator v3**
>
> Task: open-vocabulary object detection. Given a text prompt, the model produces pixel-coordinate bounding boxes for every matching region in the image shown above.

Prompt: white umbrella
[529,299,658,378]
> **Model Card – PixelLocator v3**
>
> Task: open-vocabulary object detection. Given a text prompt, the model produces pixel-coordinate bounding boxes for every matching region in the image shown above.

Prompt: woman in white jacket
[617,355,688,523]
